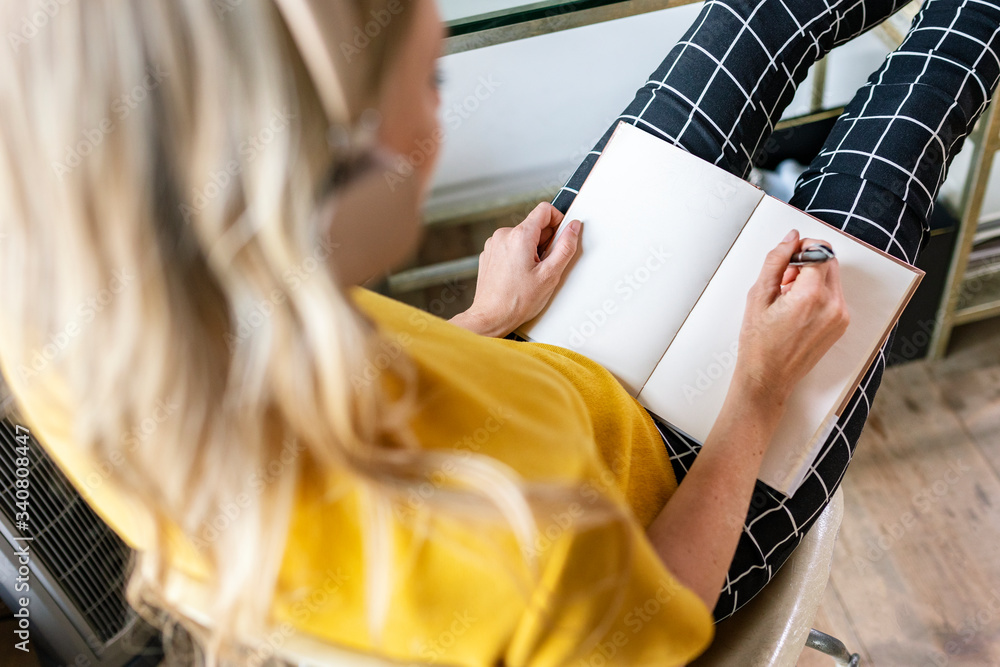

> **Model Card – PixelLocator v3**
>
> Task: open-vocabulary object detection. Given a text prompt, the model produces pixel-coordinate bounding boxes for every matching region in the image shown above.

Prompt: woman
[0,0,996,665]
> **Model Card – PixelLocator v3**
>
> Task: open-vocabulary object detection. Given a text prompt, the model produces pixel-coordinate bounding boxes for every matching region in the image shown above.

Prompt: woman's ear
[273,0,426,284]
[320,150,425,286]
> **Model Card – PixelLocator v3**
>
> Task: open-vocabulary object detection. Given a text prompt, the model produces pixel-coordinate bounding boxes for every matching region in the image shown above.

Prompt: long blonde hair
[0,0,630,664]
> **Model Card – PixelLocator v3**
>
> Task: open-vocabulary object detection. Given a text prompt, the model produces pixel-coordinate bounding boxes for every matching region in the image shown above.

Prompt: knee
[789,172,928,264]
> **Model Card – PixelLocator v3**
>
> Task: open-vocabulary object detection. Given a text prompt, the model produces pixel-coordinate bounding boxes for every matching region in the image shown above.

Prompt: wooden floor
[798,316,1000,667]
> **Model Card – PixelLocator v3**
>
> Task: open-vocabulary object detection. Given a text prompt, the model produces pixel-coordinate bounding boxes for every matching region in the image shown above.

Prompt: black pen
[789,243,835,266]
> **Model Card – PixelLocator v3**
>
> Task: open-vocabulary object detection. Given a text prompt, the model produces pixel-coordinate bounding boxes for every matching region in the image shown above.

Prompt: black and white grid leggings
[549,0,1000,622]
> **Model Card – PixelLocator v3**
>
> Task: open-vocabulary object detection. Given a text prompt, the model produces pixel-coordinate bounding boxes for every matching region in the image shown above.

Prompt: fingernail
[783,229,797,243]
[570,220,581,233]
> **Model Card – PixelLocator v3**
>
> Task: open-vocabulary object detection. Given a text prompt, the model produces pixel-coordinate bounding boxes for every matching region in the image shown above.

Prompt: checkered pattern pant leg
[551,0,1000,621]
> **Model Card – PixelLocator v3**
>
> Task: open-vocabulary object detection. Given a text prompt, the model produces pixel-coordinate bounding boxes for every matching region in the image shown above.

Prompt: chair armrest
[689,486,845,667]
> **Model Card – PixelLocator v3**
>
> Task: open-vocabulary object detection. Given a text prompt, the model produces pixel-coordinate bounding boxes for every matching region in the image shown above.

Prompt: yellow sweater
[17,286,714,666]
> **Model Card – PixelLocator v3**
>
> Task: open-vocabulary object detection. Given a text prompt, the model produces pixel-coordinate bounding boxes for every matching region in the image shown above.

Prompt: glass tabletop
[439,0,634,36]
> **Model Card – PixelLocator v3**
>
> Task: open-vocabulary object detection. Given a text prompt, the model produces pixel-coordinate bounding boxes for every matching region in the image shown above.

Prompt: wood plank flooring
[799,317,1000,667]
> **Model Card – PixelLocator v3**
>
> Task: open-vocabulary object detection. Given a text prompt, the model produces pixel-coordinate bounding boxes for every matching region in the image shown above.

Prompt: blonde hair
[0,0,631,664]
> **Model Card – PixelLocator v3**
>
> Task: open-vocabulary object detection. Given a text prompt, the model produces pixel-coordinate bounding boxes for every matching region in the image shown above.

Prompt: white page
[517,122,764,395]
[639,196,920,494]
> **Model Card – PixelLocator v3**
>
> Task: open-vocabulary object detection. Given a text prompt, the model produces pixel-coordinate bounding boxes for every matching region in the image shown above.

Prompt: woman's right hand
[648,229,849,610]
[734,229,851,408]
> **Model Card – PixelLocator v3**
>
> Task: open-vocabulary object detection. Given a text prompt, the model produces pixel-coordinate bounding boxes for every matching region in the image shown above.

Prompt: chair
[691,486,860,667]
[163,487,858,666]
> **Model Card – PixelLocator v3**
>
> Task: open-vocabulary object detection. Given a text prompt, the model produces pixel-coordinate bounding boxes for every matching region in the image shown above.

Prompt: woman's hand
[449,202,581,337]
[735,228,851,407]
[648,229,850,611]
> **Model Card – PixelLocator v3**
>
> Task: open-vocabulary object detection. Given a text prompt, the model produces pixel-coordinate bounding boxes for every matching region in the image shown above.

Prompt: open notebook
[516,121,924,497]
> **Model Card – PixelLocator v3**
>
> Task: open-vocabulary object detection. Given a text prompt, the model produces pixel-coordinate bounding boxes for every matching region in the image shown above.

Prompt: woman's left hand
[449,202,581,337]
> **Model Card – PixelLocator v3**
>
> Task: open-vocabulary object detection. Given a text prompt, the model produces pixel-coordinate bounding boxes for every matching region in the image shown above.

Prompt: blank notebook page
[518,122,764,395]
[638,196,920,493]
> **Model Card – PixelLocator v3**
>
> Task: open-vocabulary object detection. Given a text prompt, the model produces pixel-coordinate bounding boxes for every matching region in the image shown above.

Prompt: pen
[789,243,835,266]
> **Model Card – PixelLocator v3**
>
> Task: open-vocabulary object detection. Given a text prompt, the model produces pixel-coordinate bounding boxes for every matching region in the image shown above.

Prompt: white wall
[429,2,899,214]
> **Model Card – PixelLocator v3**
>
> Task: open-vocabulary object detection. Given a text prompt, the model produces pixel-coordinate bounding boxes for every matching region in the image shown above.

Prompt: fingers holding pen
[739,230,851,401]
[780,236,836,293]
[787,236,850,338]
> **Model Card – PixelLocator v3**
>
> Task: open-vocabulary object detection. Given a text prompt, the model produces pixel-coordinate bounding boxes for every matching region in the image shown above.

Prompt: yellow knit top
[16,286,714,666]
